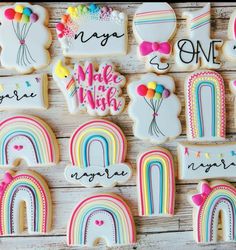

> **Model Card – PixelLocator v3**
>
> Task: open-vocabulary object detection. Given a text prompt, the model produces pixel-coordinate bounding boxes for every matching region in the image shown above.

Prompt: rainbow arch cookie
[0,170,52,235]
[64,119,132,187]
[185,70,226,141]
[189,181,236,243]
[137,148,175,216]
[67,193,136,247]
[0,115,59,167]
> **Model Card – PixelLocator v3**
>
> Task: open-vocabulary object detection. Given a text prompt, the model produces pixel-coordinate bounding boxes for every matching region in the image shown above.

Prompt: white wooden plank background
[0,2,236,249]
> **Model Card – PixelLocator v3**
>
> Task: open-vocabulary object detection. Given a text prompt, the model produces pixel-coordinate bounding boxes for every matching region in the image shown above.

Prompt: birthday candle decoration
[64,119,132,187]
[0,3,52,73]
[133,2,177,74]
[223,9,236,61]
[189,181,236,243]
[0,170,52,235]
[67,193,136,247]
[185,70,225,141]
[137,148,175,216]
[0,115,59,167]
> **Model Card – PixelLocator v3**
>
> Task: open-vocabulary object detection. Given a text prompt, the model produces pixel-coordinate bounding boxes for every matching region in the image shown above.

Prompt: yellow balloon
[147,81,156,90]
[15,5,24,13]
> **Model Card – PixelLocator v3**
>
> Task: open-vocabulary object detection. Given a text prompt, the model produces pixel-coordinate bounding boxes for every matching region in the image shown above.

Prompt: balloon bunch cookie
[0,3,52,73]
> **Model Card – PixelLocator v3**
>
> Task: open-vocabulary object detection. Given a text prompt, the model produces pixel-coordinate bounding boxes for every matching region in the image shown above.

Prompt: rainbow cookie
[128,73,182,144]
[189,180,236,243]
[53,59,126,116]
[67,193,136,247]
[185,70,225,141]
[64,119,132,187]
[133,3,176,74]
[0,170,52,235]
[0,115,59,167]
[137,148,175,217]
[0,3,52,74]
[174,3,222,70]
[56,4,127,57]
[223,9,236,61]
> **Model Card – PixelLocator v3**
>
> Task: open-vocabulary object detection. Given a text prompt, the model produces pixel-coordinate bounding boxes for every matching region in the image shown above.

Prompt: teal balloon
[23,7,32,16]
[155,84,164,94]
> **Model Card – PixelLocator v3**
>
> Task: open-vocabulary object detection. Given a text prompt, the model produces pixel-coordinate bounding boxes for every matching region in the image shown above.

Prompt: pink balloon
[5,8,15,20]
[137,84,148,96]
[56,23,65,31]
[30,13,38,23]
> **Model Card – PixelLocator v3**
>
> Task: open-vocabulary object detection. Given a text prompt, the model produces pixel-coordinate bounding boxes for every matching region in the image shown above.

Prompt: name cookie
[137,148,175,217]
[67,193,136,247]
[133,3,176,74]
[185,70,225,141]
[174,3,222,70]
[189,180,236,243]
[56,4,127,57]
[223,9,236,61]
[0,3,52,73]
[64,119,132,187]
[128,73,182,144]
[0,170,52,235]
[178,142,236,180]
[53,59,126,116]
[0,115,59,167]
[0,74,48,110]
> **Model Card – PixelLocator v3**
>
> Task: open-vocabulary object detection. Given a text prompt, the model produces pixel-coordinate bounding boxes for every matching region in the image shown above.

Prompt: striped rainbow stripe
[190,10,210,31]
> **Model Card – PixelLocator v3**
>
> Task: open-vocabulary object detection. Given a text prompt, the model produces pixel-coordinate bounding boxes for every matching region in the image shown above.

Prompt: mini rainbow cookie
[67,193,136,247]
[0,115,59,167]
[189,181,236,243]
[64,119,132,187]
[0,170,52,235]
[137,148,175,216]
[185,70,225,141]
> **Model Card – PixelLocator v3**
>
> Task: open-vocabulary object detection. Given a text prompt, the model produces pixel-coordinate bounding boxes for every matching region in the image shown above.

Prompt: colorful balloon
[162,89,170,98]
[137,84,148,96]
[15,5,23,14]
[14,12,22,22]
[4,8,15,20]
[147,81,156,90]
[154,92,162,100]
[21,14,29,23]
[30,13,38,23]
[23,7,32,16]
[155,84,164,93]
[146,89,155,99]
[56,23,65,31]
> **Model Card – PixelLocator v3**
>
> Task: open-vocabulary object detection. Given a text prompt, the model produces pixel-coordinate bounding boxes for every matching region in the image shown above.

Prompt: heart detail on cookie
[13,145,24,151]
[95,220,104,226]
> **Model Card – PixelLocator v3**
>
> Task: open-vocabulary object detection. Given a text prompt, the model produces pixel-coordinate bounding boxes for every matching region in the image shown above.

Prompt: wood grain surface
[0,2,236,250]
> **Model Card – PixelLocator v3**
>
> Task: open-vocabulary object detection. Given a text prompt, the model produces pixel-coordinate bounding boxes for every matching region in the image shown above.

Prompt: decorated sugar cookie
[0,3,52,74]
[0,115,59,167]
[178,142,236,180]
[185,70,225,141]
[128,73,182,144]
[67,193,136,247]
[189,180,236,243]
[133,3,176,74]
[223,9,236,61]
[56,4,127,57]
[230,79,236,126]
[53,59,126,116]
[137,148,175,217]
[0,74,48,110]
[64,119,132,187]
[174,3,223,70]
[0,170,52,235]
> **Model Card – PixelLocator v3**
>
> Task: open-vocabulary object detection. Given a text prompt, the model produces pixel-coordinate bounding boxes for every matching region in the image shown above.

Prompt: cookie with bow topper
[133,2,177,74]
[56,4,128,57]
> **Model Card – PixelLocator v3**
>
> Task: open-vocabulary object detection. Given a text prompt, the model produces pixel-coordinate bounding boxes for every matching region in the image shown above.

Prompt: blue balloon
[23,7,32,16]
[155,84,165,94]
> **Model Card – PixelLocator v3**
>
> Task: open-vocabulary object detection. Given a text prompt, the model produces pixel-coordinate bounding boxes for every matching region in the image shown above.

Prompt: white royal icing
[0,74,48,110]
[52,59,126,116]
[56,4,127,57]
[133,3,176,74]
[128,73,182,144]
[174,3,223,70]
[0,3,52,74]
[178,142,236,180]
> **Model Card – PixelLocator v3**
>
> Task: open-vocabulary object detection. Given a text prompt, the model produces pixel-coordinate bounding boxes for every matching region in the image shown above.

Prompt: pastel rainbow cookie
[0,170,52,235]
[189,181,236,243]
[67,193,136,247]
[0,115,59,167]
[64,119,132,187]
[185,70,225,141]
[137,148,175,216]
